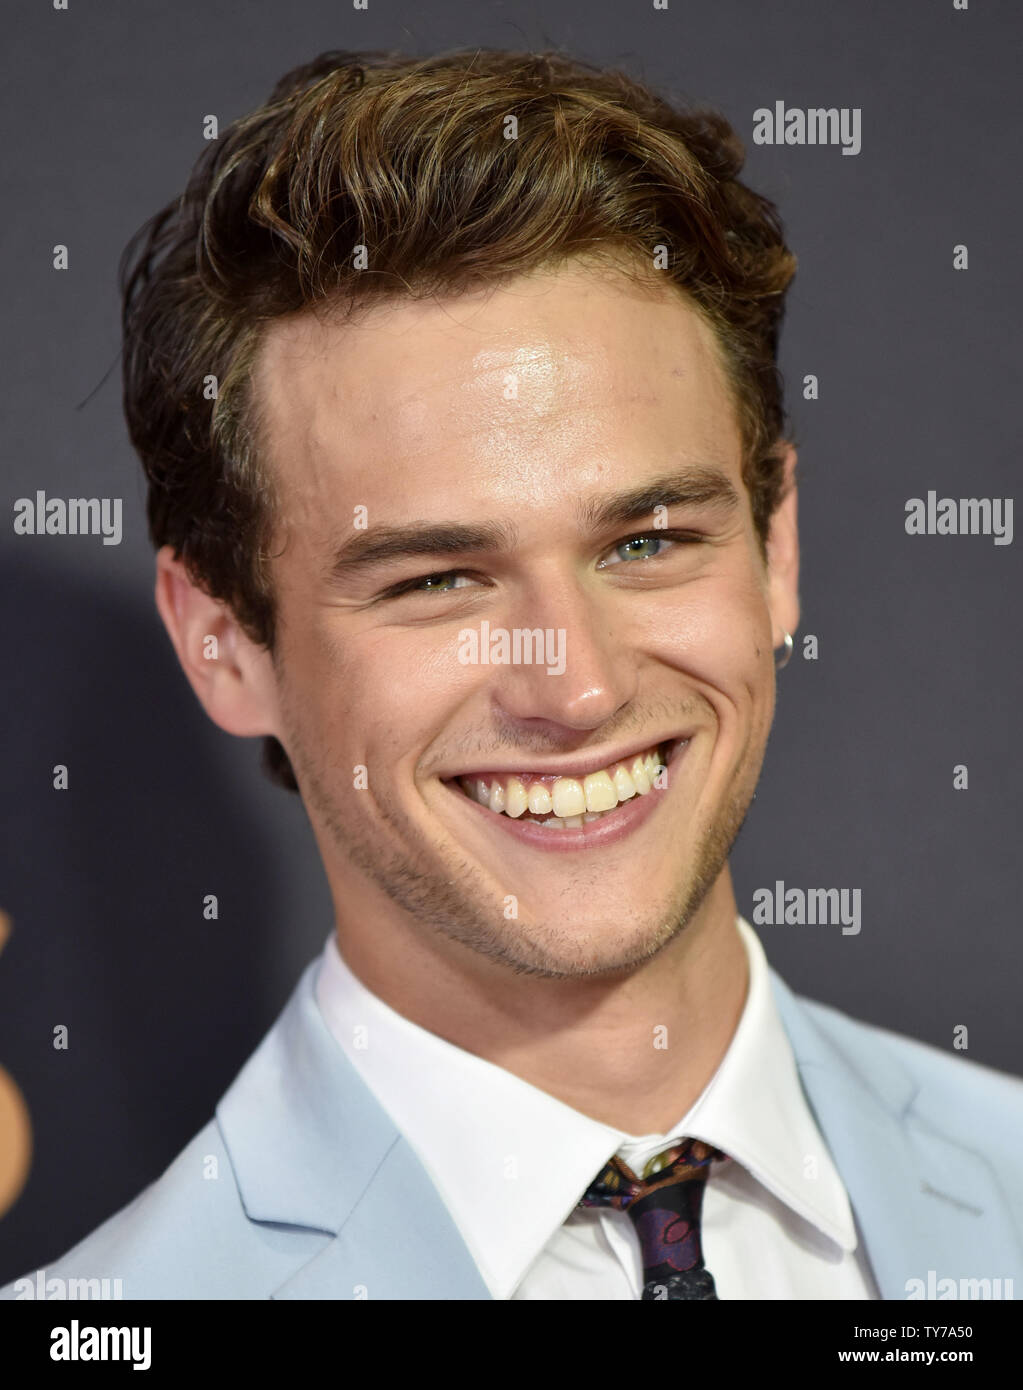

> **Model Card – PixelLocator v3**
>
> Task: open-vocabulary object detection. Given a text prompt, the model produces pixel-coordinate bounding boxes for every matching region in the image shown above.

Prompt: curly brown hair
[120,47,797,791]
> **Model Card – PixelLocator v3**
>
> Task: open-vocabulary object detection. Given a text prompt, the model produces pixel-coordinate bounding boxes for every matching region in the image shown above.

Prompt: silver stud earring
[775,631,793,670]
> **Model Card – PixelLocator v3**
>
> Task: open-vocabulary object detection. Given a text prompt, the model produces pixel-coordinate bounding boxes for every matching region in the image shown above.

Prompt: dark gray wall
[1,0,1020,1283]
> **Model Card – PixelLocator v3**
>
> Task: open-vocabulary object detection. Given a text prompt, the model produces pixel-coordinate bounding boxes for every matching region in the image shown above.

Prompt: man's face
[253,261,797,979]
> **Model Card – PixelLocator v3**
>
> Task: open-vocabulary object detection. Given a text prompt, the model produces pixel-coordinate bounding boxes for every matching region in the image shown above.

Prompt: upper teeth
[458,745,670,818]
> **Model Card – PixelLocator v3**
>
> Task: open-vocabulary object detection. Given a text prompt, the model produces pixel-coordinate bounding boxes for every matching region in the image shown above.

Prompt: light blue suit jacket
[4,959,1022,1300]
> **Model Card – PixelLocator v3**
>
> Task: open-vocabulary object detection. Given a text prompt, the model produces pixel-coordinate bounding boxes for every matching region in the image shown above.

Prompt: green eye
[598,529,704,570]
[417,573,461,591]
[382,570,474,599]
[616,536,664,561]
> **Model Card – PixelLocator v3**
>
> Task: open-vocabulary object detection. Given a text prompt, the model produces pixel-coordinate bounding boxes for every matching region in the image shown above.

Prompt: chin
[481,907,687,980]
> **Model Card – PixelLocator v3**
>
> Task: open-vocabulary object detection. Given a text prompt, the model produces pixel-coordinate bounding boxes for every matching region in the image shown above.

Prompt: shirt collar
[314,914,857,1299]
[661,916,858,1251]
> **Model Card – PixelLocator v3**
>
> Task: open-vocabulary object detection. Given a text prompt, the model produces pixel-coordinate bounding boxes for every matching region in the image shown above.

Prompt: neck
[334,869,748,1136]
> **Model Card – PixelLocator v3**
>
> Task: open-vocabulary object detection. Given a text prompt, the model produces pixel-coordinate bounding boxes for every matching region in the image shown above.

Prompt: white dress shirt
[314,914,879,1300]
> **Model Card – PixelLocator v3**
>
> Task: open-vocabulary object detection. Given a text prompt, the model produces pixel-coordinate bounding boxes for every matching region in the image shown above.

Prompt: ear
[764,443,800,649]
[153,546,281,738]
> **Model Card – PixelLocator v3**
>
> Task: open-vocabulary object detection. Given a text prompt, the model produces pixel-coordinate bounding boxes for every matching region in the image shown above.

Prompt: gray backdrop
[1,0,1020,1284]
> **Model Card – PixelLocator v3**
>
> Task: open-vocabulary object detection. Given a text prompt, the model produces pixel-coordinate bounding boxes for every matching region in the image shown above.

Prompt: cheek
[639,576,773,693]
[288,617,477,754]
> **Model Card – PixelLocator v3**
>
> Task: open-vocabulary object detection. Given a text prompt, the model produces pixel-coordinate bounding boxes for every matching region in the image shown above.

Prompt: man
[5,47,1022,1301]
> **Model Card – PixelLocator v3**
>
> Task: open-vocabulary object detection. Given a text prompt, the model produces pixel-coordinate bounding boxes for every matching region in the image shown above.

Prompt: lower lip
[443,742,689,853]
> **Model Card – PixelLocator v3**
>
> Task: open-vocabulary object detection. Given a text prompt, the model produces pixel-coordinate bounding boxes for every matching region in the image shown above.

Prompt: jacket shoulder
[0,1120,327,1300]
[795,990,1023,1150]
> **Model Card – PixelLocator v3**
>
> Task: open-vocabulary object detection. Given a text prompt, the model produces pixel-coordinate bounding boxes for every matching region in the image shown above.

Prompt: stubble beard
[285,715,763,982]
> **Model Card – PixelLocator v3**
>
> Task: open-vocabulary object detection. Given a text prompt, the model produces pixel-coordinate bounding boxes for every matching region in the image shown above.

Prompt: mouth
[443,737,688,833]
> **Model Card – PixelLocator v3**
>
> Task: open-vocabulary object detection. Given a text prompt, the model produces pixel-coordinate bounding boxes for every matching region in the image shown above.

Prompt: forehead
[252,263,744,542]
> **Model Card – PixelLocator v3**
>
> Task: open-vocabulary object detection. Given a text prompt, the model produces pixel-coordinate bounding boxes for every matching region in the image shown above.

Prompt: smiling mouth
[447,739,683,830]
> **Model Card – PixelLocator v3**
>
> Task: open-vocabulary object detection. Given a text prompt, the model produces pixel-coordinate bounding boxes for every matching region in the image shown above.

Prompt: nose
[486,571,640,738]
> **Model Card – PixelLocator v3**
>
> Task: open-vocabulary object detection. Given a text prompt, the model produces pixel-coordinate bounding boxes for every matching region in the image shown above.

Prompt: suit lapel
[272,1139,491,1300]
[771,969,1023,1298]
[215,961,491,1300]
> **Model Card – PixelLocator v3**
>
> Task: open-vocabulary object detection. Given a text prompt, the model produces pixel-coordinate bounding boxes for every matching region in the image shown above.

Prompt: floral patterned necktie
[578,1137,727,1299]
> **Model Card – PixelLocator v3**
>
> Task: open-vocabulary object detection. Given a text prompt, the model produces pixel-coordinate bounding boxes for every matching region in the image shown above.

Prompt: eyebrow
[578,466,741,531]
[328,520,518,581]
[327,466,742,582]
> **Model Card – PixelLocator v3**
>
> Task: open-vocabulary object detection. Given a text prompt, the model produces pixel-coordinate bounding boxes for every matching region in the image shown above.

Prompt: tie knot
[579,1136,725,1212]
[579,1137,728,1300]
